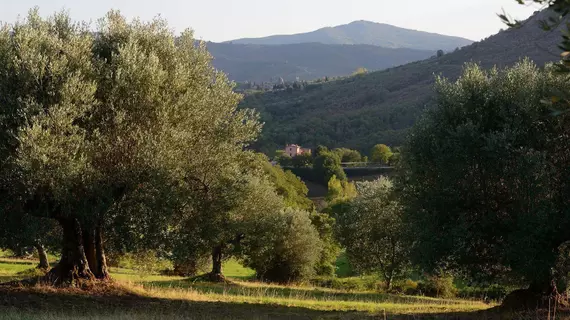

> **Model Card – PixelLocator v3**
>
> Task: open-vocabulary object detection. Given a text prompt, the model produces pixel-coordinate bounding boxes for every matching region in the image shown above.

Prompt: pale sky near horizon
[1,0,543,42]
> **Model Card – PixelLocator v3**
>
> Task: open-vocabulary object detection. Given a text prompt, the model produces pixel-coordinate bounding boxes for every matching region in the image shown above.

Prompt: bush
[417,275,457,298]
[391,279,419,295]
[168,255,210,276]
[116,251,173,275]
[244,208,323,283]
[310,212,341,277]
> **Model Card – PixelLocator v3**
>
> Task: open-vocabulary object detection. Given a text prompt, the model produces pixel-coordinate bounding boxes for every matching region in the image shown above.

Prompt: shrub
[332,278,366,291]
[244,208,323,283]
[168,255,210,276]
[117,251,173,275]
[310,212,341,277]
[391,279,419,295]
[417,275,457,298]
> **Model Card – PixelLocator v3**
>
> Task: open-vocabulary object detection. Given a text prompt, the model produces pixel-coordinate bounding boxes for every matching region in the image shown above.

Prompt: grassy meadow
[0,251,505,320]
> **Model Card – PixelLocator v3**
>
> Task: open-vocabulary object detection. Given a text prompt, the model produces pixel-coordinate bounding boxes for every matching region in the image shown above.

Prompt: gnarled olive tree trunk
[45,218,95,286]
[207,244,225,282]
[79,222,110,280]
[94,224,110,280]
[82,228,97,275]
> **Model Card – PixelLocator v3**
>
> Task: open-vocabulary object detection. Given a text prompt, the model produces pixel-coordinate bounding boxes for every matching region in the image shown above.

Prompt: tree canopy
[333,178,408,289]
[400,60,570,293]
[370,144,393,164]
[313,151,346,185]
[0,9,260,285]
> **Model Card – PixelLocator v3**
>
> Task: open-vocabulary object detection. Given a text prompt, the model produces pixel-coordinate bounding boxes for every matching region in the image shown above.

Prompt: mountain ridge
[206,42,435,82]
[239,10,562,153]
[227,20,474,51]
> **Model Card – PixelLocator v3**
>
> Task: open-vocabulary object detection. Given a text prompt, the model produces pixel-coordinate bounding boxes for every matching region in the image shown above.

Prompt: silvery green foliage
[333,177,409,288]
[243,207,323,283]
[0,9,261,261]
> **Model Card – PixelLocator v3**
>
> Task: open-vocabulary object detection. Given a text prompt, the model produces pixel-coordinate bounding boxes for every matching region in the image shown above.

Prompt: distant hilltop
[226,20,473,52]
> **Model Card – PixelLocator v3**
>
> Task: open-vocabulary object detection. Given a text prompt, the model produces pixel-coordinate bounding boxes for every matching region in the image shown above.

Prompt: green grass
[109,258,255,283]
[222,259,256,279]
[0,256,495,319]
[0,250,11,258]
[0,261,37,283]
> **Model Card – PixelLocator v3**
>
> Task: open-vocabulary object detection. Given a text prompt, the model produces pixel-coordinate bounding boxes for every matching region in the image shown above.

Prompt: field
[0,252,508,320]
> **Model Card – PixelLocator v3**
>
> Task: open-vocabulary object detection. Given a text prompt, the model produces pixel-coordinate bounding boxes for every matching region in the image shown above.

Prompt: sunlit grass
[222,259,255,280]
[0,257,493,317]
[108,259,254,283]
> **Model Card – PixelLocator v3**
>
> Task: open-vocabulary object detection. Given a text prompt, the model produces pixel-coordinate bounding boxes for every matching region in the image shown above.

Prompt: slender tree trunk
[208,244,225,282]
[45,218,95,286]
[385,272,393,291]
[212,245,223,274]
[82,227,98,273]
[34,242,49,270]
[94,223,110,280]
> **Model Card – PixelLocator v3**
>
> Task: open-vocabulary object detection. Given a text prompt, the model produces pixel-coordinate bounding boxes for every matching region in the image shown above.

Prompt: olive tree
[0,10,260,286]
[243,207,323,283]
[333,177,409,289]
[400,60,570,301]
[172,170,285,281]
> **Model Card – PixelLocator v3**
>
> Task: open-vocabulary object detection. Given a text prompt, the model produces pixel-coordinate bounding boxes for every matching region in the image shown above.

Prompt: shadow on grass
[0,285,502,320]
[143,278,473,305]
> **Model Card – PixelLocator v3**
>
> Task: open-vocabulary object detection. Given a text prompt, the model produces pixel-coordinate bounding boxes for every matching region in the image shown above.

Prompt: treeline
[276,144,399,169]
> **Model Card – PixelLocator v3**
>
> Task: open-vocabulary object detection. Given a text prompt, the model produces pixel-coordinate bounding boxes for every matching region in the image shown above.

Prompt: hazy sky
[2,0,543,42]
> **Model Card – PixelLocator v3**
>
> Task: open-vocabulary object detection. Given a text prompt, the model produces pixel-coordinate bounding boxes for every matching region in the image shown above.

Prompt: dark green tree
[174,172,285,282]
[314,145,329,157]
[401,61,570,302]
[291,152,313,168]
[313,151,346,185]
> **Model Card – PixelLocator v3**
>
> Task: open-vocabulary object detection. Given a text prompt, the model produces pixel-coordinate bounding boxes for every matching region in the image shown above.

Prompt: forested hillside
[206,42,434,82]
[240,10,563,153]
[229,20,473,51]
